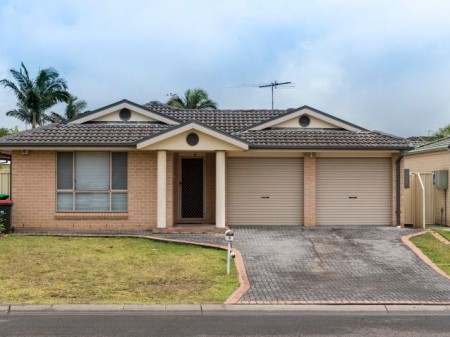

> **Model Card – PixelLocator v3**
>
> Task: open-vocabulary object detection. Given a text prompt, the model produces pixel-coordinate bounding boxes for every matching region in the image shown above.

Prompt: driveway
[233,226,450,303]
[154,226,450,304]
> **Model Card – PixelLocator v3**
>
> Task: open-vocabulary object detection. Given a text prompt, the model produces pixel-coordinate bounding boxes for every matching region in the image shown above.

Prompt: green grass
[435,230,450,242]
[410,233,450,275]
[0,236,238,304]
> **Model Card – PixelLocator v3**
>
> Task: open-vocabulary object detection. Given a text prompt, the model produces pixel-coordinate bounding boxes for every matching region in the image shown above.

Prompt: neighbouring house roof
[406,136,438,148]
[407,136,436,142]
[406,136,450,155]
[0,99,412,151]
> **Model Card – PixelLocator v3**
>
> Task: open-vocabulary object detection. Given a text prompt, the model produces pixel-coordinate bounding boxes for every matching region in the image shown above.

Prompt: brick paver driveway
[233,226,450,303]
[154,226,450,303]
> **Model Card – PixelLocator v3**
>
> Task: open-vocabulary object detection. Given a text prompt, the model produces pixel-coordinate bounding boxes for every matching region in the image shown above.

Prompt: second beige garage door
[227,158,303,225]
[316,158,391,225]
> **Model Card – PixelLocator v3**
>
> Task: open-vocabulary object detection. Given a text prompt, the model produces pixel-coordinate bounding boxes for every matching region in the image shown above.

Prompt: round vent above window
[119,108,131,121]
[299,115,310,127]
[186,133,199,146]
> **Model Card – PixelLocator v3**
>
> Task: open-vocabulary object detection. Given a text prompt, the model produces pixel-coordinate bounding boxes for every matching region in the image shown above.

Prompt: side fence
[0,169,10,195]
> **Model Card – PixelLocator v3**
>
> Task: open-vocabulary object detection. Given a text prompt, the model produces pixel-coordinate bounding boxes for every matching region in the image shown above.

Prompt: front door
[180,157,204,221]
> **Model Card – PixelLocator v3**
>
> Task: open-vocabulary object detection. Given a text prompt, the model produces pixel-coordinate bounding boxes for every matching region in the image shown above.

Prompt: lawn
[436,230,450,242]
[410,232,450,275]
[0,236,238,304]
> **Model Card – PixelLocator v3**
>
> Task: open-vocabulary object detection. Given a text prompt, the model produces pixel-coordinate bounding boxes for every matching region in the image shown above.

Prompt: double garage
[226,157,392,226]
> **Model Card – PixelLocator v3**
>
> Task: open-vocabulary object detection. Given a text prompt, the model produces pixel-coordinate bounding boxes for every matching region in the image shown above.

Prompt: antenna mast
[259,81,292,110]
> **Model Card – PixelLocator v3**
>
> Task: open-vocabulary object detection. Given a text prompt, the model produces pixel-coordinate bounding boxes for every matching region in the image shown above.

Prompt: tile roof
[0,100,411,151]
[407,136,450,155]
[144,102,285,132]
[233,129,411,150]
[0,122,170,147]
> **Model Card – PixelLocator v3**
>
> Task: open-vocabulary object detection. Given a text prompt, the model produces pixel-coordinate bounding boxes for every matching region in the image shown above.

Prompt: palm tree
[1,62,70,128]
[47,94,87,123]
[5,103,48,127]
[167,88,218,109]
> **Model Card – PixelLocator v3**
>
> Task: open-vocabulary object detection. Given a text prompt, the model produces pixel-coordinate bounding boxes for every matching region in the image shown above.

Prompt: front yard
[410,231,450,275]
[0,236,238,304]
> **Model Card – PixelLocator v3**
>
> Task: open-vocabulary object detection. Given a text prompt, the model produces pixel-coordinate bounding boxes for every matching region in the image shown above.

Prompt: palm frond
[166,95,186,109]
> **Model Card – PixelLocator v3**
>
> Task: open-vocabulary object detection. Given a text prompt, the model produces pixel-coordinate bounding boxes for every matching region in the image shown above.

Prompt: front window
[56,152,128,212]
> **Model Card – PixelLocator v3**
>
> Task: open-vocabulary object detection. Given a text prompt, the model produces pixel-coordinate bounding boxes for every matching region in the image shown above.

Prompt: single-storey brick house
[0,100,411,231]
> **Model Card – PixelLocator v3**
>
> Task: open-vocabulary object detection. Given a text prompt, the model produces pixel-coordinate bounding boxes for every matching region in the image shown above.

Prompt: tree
[0,126,19,137]
[166,88,218,109]
[1,62,70,128]
[47,94,87,123]
[5,103,48,127]
[433,124,450,138]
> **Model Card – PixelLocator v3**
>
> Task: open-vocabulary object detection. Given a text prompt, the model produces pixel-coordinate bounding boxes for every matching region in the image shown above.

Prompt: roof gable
[248,106,367,132]
[136,121,249,150]
[69,99,179,125]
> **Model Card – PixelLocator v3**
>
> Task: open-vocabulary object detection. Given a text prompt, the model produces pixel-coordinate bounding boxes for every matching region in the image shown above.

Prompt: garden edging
[401,230,450,281]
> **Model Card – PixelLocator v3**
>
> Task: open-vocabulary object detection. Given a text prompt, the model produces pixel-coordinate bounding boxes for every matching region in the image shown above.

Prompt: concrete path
[154,226,450,304]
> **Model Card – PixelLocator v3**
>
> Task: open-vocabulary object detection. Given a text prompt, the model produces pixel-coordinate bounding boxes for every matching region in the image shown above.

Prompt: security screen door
[180,158,204,220]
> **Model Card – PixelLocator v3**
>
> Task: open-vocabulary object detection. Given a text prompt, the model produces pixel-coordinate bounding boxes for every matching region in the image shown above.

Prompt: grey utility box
[433,170,448,190]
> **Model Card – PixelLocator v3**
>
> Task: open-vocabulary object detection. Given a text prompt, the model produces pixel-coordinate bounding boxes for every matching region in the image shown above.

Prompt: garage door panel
[317,158,391,226]
[227,158,303,225]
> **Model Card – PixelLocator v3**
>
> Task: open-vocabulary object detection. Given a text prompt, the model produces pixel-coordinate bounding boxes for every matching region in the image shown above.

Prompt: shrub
[0,216,6,233]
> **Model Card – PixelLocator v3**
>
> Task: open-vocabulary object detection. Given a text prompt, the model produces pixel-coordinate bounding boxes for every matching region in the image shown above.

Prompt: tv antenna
[229,81,294,110]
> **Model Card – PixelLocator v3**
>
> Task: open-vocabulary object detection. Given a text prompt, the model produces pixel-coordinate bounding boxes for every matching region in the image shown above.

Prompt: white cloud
[1,0,450,135]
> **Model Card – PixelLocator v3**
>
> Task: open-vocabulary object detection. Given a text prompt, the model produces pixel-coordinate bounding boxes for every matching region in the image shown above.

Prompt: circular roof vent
[186,133,199,146]
[119,108,131,121]
[299,115,310,127]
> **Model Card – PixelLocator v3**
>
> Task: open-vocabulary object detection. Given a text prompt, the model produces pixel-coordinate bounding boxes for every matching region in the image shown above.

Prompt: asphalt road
[1,312,450,337]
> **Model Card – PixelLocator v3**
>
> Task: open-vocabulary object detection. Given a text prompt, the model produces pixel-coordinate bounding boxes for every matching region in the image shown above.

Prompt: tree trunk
[32,110,36,129]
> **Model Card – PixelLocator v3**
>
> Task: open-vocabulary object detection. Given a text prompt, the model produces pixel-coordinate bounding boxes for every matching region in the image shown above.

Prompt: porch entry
[179,157,205,221]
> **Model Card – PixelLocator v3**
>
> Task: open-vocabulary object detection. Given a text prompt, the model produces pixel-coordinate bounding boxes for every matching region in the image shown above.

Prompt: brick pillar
[303,153,316,226]
[215,151,226,228]
[166,152,174,228]
[157,150,167,228]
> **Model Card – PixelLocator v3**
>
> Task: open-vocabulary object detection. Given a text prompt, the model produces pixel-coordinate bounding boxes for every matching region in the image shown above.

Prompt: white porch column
[157,150,167,229]
[216,151,226,228]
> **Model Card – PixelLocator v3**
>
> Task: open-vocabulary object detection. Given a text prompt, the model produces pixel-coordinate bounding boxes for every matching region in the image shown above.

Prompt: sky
[1,0,450,136]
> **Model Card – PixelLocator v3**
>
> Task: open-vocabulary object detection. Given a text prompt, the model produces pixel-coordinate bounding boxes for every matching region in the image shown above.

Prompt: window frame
[56,151,128,213]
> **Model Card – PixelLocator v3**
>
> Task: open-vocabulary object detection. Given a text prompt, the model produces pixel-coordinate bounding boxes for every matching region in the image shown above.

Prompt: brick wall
[404,151,450,226]
[11,150,158,230]
[303,154,316,226]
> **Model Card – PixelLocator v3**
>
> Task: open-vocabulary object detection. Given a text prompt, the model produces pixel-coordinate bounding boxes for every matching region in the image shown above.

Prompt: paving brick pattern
[152,226,450,303]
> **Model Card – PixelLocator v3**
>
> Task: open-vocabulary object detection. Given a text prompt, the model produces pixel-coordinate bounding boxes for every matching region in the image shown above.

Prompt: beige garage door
[316,158,391,225]
[227,158,303,225]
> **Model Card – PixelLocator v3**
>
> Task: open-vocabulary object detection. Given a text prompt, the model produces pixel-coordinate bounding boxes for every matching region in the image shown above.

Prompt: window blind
[75,152,110,191]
